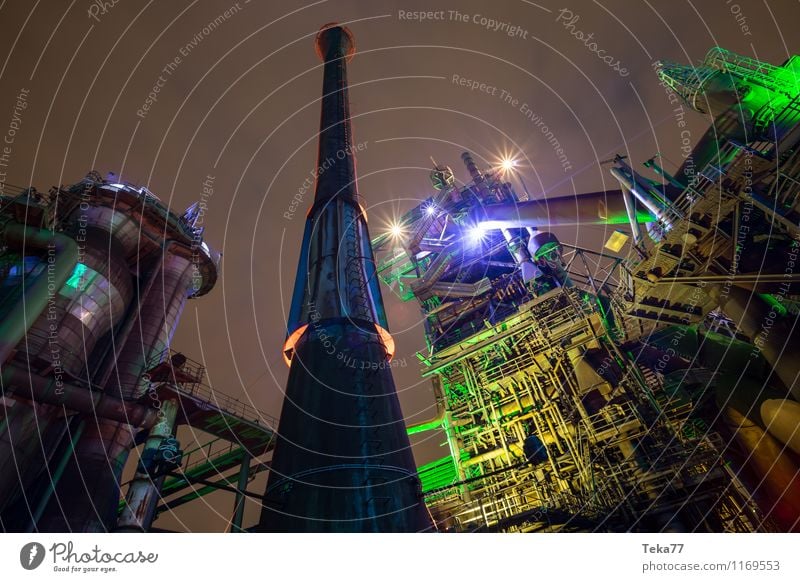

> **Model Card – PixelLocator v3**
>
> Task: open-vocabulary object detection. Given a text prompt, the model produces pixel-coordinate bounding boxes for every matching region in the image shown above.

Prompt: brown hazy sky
[1,0,797,531]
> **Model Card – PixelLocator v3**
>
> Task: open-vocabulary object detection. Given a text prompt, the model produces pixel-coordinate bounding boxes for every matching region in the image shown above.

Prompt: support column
[115,399,178,532]
[231,452,251,533]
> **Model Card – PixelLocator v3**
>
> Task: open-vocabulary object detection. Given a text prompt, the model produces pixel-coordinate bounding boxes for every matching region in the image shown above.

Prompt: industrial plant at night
[1,16,799,536]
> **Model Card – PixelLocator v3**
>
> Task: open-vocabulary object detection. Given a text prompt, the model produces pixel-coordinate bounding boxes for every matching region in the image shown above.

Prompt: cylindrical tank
[14,228,133,378]
[0,225,132,517]
[107,250,196,400]
[39,247,198,532]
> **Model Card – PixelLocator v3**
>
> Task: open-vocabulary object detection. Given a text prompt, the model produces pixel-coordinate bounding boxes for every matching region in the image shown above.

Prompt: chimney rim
[315,22,356,62]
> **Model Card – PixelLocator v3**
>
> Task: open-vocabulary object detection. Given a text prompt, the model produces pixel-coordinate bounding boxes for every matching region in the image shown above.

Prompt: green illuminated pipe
[474,190,653,231]
[406,377,445,435]
[610,167,674,228]
[621,188,644,246]
[0,223,79,364]
[406,416,443,435]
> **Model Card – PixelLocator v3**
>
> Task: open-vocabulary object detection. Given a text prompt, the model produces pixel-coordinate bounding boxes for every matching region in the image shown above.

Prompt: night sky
[0,0,797,531]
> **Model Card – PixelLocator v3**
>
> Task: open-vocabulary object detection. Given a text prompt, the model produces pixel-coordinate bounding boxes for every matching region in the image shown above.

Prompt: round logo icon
[20,542,46,570]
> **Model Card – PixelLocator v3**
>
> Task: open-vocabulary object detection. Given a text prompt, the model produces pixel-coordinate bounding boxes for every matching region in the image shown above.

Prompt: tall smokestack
[258,24,432,532]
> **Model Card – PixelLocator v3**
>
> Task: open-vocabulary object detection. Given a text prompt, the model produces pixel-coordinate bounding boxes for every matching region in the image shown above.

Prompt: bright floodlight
[390,223,404,237]
[501,158,516,172]
[468,224,486,244]
[425,204,437,216]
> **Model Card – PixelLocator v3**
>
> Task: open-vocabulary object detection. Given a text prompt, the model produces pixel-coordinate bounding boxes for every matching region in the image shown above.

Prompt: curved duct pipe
[0,223,79,364]
[707,284,800,399]
[1,364,159,428]
[410,242,459,299]
[724,406,800,532]
[760,399,800,456]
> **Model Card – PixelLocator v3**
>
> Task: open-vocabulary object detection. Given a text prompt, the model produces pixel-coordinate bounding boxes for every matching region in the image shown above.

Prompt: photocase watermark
[721,150,754,301]
[284,140,369,220]
[397,9,529,39]
[46,242,66,395]
[750,232,800,359]
[73,186,92,263]
[651,282,708,375]
[136,2,247,119]
[517,102,573,172]
[450,74,573,172]
[653,61,693,160]
[725,0,753,37]
[0,88,29,197]
[20,540,159,573]
[87,0,122,22]
[555,8,629,77]
[19,542,45,570]
[45,184,91,396]
[190,174,214,293]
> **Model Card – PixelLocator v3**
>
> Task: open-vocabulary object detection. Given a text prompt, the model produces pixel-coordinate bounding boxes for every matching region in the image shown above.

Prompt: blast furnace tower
[257,24,432,532]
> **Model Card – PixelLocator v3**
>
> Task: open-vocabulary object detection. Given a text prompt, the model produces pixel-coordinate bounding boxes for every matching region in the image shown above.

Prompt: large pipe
[724,406,800,532]
[116,398,179,532]
[502,229,538,281]
[0,226,130,518]
[406,377,445,435]
[707,284,800,399]
[106,249,195,400]
[473,190,648,230]
[760,399,800,455]
[610,167,674,229]
[0,364,159,428]
[621,188,645,246]
[0,222,79,364]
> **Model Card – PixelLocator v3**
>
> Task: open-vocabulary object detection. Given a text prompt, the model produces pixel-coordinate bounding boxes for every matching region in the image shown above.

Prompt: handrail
[145,348,278,430]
